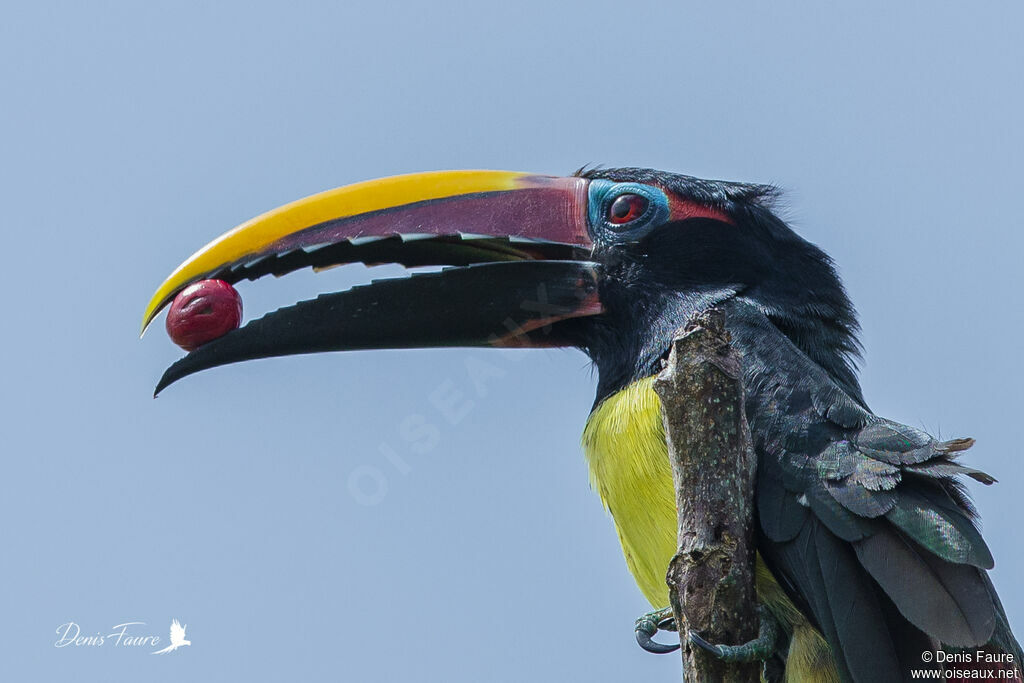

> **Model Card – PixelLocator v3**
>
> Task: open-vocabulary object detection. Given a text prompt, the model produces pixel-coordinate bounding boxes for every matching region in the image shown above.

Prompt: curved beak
[143,170,602,394]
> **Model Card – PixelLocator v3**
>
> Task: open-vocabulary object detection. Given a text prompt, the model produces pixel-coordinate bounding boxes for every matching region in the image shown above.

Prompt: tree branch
[653,308,760,682]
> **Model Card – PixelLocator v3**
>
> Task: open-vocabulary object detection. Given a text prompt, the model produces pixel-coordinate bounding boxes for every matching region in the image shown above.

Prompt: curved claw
[687,606,780,663]
[635,614,680,654]
[688,631,724,657]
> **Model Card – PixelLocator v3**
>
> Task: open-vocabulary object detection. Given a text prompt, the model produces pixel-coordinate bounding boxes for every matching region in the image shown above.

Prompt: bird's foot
[634,607,680,654]
[688,605,780,664]
[635,605,780,665]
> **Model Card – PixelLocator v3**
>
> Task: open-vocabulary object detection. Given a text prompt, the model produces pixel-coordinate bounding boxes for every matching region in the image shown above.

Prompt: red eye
[607,194,648,224]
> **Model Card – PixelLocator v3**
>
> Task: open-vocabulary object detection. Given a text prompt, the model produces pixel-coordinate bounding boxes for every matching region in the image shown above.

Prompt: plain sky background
[3,2,1022,681]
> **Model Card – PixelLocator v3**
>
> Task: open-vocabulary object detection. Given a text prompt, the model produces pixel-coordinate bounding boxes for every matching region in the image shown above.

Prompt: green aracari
[142,168,1022,682]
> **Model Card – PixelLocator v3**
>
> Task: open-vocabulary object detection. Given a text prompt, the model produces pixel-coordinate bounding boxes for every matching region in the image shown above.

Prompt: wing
[725,299,1019,683]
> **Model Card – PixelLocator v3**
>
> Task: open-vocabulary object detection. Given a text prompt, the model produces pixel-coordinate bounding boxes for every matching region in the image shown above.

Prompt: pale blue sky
[3,2,1022,681]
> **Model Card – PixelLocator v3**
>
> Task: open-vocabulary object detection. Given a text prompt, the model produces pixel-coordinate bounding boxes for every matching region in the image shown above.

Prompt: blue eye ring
[587,180,671,239]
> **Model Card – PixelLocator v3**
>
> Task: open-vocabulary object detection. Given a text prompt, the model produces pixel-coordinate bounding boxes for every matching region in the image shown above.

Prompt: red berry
[165,279,242,351]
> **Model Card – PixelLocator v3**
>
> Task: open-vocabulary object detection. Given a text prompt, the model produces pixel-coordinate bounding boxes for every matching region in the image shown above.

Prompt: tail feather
[953,572,1024,682]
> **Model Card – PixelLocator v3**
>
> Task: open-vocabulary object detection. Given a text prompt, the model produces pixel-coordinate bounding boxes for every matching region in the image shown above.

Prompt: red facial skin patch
[667,194,733,225]
[165,280,242,351]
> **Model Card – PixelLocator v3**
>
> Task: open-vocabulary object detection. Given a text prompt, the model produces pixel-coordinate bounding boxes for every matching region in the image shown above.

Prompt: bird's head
[143,168,861,401]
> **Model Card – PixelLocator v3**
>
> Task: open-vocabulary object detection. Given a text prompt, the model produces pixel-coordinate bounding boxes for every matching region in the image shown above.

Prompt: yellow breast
[582,377,839,682]
[582,376,678,607]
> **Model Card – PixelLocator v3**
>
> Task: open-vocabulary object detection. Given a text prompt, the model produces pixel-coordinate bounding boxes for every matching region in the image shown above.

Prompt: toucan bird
[143,168,1021,682]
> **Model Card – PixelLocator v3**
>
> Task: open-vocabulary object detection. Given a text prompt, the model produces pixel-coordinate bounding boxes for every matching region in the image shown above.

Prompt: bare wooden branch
[653,308,760,683]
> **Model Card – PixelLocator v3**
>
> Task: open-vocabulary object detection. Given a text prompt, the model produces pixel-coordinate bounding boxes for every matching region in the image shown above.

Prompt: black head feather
[572,167,862,404]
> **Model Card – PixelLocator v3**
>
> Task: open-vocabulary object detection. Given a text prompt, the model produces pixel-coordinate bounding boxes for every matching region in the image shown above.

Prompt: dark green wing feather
[725,298,1018,682]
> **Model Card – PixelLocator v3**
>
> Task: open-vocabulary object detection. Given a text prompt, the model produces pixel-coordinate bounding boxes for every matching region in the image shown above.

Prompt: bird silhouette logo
[151,619,190,654]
